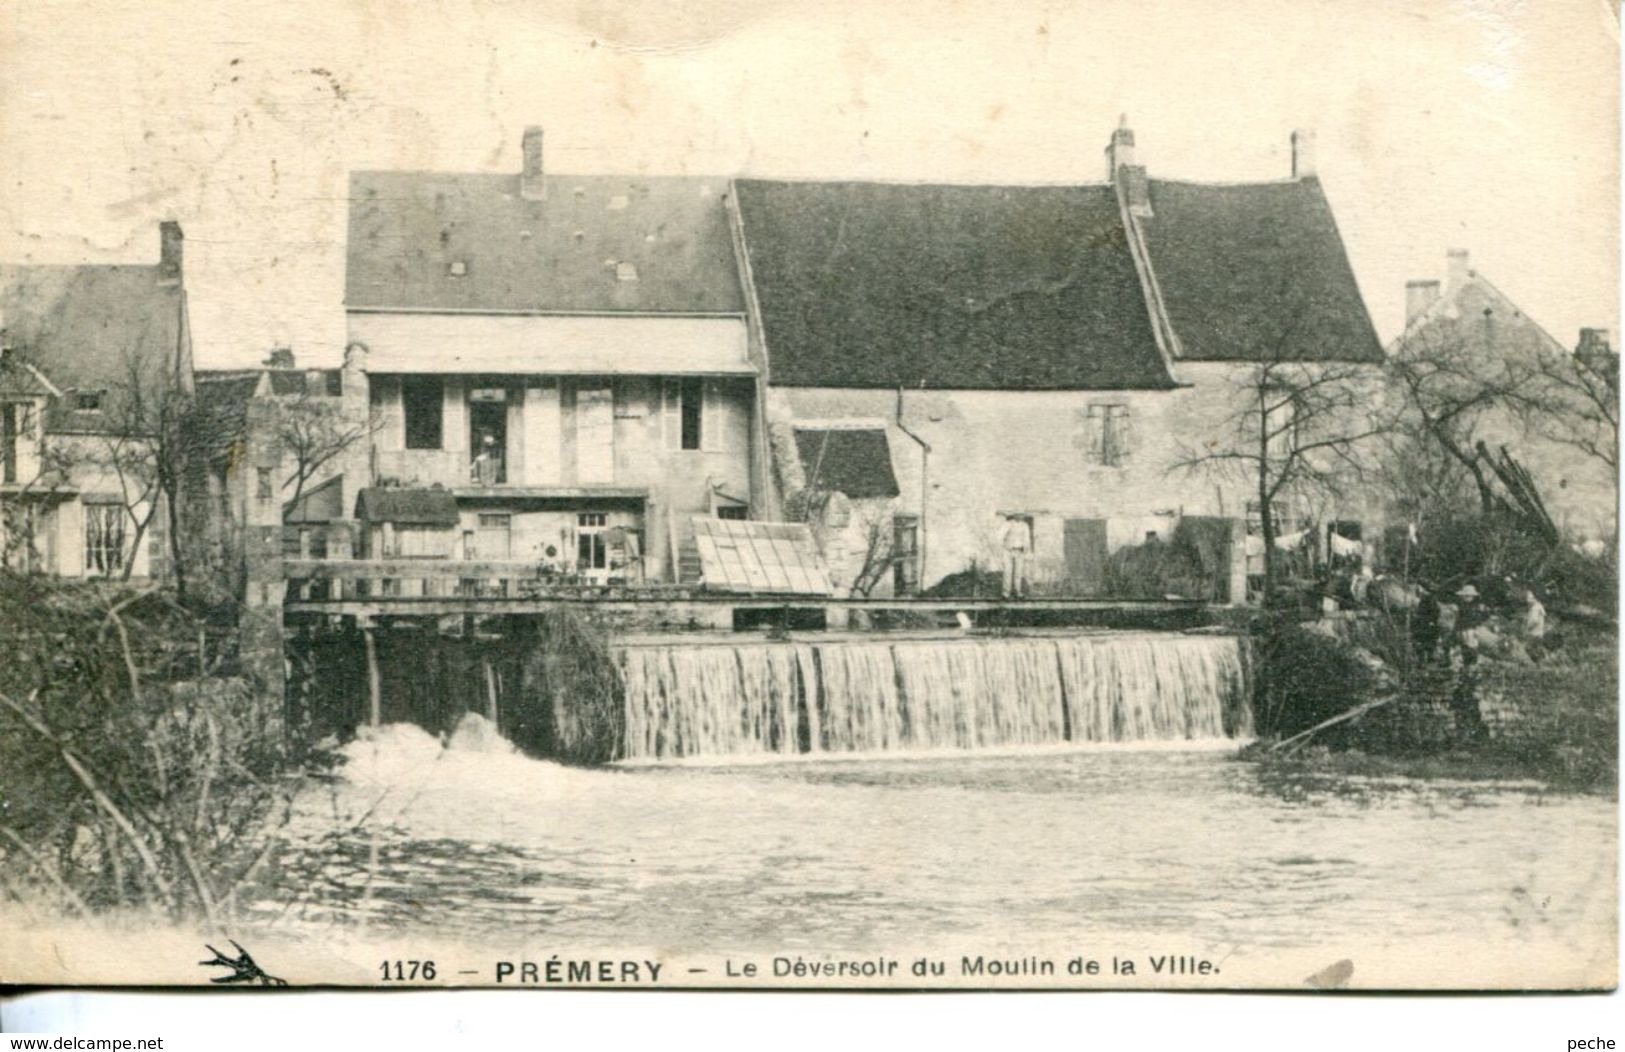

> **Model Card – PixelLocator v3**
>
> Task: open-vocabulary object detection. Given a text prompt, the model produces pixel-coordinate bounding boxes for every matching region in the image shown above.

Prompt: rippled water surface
[247,729,1615,971]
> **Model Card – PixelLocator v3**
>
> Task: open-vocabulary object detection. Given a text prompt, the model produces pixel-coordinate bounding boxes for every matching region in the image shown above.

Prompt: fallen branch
[1270,693,1400,754]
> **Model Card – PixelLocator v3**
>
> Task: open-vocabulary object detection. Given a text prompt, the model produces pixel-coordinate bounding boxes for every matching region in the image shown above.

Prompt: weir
[615,632,1252,761]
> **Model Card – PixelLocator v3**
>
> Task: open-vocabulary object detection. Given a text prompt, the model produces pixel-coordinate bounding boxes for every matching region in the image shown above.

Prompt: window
[1085,404,1131,467]
[76,391,102,412]
[679,378,703,450]
[577,513,607,570]
[402,376,444,450]
[256,467,273,501]
[2,503,38,572]
[85,503,127,576]
[892,514,920,596]
[716,505,748,521]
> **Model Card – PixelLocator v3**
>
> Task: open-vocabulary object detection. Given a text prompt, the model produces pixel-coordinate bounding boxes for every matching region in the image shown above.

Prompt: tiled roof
[793,426,900,499]
[0,264,186,432]
[346,172,744,315]
[734,179,1175,390]
[1137,178,1383,363]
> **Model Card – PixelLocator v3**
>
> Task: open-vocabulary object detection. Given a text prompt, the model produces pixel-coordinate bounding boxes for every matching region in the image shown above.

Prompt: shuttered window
[1085,404,1131,467]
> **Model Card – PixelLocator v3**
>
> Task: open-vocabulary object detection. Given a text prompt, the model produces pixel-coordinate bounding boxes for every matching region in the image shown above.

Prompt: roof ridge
[1148,175,1315,189]
[735,174,1116,190]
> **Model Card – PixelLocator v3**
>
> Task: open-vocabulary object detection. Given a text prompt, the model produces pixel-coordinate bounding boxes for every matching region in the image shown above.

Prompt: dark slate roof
[355,487,459,526]
[733,179,1174,390]
[187,371,262,467]
[346,172,744,314]
[1137,178,1383,363]
[0,355,58,397]
[285,474,345,523]
[793,427,900,499]
[268,368,343,397]
[0,264,185,432]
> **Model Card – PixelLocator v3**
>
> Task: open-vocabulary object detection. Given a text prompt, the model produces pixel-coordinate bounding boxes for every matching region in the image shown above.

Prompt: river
[244,724,1616,987]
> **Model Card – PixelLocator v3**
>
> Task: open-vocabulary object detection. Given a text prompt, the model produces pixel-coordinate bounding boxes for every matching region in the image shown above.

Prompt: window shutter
[1111,405,1132,464]
[701,379,722,452]
[1085,405,1105,464]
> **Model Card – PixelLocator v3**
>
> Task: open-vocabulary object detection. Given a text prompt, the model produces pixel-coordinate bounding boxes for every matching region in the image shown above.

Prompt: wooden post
[362,619,381,728]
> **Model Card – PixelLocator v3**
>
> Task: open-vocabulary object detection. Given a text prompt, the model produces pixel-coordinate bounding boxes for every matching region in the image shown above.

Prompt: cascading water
[616,632,1251,762]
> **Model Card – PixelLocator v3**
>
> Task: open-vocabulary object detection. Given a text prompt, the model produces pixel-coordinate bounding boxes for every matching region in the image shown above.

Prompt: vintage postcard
[0,0,1616,992]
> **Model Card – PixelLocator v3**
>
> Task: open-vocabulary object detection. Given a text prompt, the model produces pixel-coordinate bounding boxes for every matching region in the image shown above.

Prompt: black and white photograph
[0,0,1616,994]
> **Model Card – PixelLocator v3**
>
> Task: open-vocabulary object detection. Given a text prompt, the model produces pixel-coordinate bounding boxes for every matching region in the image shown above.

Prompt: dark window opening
[76,391,102,412]
[717,505,748,521]
[679,377,703,451]
[2,403,18,484]
[403,377,444,450]
[256,467,273,501]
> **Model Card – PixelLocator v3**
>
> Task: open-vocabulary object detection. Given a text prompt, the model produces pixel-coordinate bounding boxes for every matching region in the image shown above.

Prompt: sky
[1,0,1618,368]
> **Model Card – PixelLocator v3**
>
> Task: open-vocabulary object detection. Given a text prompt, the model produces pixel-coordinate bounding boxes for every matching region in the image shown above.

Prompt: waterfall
[616,632,1251,762]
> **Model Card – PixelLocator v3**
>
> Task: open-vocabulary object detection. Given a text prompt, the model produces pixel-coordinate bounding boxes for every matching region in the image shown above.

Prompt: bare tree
[95,344,190,588]
[1527,332,1618,479]
[1386,320,1556,515]
[274,386,374,516]
[847,503,896,598]
[1178,354,1387,603]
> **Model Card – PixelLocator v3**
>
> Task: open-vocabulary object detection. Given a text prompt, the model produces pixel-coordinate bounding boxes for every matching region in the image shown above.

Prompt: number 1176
[380,959,437,981]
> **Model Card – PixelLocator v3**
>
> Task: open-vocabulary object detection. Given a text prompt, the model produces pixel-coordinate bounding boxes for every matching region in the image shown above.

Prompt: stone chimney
[1405,280,1441,324]
[1576,327,1614,364]
[1446,248,1471,293]
[158,220,184,284]
[1104,114,1135,180]
[521,126,546,201]
[1291,129,1316,178]
[1105,116,1152,216]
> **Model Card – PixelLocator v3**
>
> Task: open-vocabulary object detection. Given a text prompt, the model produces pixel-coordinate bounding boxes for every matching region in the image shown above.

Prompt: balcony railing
[374,449,506,489]
[281,557,695,603]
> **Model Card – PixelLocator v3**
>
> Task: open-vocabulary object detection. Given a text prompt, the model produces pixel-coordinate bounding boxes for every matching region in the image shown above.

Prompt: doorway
[468,388,507,485]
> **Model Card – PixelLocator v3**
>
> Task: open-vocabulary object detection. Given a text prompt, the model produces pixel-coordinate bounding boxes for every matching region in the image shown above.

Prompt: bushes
[1250,614,1388,739]
[0,575,317,921]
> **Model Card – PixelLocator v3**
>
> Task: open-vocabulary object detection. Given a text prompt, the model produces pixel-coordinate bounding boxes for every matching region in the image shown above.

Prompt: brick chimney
[1291,129,1316,178]
[521,126,546,201]
[1103,114,1135,180]
[158,220,183,285]
[1405,280,1441,325]
[1446,248,1471,293]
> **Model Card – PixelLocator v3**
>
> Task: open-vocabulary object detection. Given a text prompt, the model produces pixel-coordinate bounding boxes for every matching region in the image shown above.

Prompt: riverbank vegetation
[1242,560,1617,795]
[0,576,326,921]
[1242,626,1616,793]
